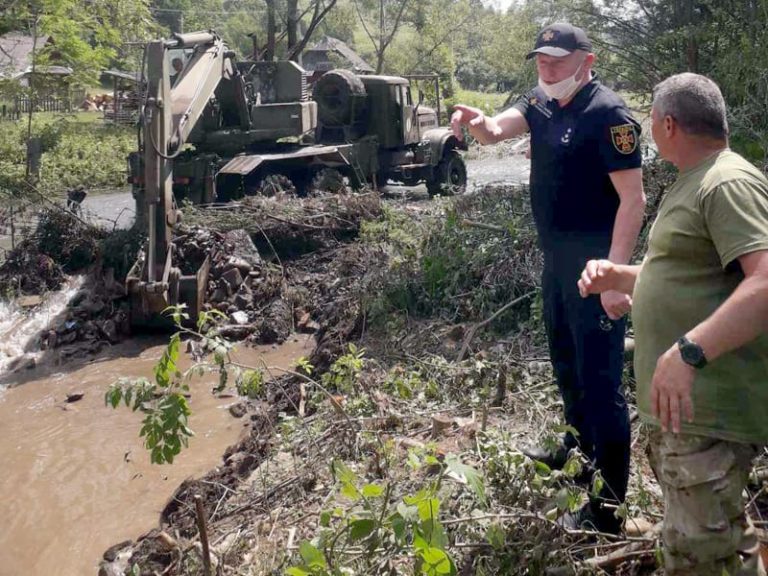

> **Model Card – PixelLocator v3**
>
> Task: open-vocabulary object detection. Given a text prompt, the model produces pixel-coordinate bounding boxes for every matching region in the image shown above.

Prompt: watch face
[680,341,705,367]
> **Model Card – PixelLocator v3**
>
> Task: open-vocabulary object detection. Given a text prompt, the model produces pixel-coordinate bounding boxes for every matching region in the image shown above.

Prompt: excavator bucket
[126,249,210,329]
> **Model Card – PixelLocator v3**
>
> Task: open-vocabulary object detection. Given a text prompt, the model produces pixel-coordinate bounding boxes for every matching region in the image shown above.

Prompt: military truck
[129,39,467,208]
[126,31,466,325]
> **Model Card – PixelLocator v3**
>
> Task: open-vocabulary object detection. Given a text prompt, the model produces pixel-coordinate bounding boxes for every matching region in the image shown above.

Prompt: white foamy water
[0,276,85,379]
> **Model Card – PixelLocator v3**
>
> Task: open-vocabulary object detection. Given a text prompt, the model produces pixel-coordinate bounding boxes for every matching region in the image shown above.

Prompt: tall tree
[1,0,155,85]
[353,0,412,73]
[554,0,768,162]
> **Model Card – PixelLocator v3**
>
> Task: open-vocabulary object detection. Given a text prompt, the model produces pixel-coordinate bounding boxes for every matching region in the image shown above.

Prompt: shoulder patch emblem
[529,97,538,105]
[610,124,638,154]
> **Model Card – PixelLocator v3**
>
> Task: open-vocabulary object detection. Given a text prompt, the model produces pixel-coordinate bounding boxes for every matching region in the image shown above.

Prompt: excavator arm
[128,31,248,327]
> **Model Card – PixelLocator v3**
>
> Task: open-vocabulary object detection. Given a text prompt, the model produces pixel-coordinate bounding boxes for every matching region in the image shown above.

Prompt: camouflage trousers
[648,429,766,576]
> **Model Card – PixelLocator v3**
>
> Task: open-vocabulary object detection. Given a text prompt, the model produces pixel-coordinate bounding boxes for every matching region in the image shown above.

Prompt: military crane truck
[127,31,466,325]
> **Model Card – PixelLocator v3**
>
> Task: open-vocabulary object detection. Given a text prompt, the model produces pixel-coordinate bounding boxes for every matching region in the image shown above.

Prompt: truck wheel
[313,69,366,127]
[427,150,467,197]
[311,168,346,194]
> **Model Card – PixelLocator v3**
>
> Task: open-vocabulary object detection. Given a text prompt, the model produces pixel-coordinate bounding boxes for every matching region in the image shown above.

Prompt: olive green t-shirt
[633,150,768,444]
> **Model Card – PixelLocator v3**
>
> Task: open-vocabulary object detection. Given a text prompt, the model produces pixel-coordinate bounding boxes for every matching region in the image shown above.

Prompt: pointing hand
[451,104,486,141]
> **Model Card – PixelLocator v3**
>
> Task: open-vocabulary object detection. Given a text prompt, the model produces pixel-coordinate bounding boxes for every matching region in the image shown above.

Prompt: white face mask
[538,60,586,101]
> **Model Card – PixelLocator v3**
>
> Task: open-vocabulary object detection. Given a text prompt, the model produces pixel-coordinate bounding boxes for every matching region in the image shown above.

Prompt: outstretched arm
[451,104,529,145]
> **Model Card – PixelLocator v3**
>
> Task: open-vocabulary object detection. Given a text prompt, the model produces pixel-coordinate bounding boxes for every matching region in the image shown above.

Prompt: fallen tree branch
[457,290,537,361]
[460,219,507,233]
[546,542,657,575]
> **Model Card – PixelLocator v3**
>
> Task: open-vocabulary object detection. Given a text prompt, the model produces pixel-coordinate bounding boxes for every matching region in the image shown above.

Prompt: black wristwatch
[677,336,707,369]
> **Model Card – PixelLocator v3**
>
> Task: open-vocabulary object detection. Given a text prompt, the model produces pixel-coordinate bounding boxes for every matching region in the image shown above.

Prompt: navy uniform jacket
[512,77,642,254]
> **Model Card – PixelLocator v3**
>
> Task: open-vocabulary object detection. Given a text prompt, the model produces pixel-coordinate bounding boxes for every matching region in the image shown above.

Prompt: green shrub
[0,115,134,197]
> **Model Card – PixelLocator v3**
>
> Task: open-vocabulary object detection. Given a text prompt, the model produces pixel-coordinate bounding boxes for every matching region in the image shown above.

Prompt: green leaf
[298,541,326,568]
[420,547,451,574]
[348,518,376,541]
[319,510,331,527]
[361,483,385,498]
[340,482,361,502]
[390,512,407,541]
[285,567,311,576]
[105,386,121,409]
[333,460,356,485]
[485,522,505,550]
[417,498,440,522]
[445,455,486,506]
[562,456,583,478]
[413,533,429,552]
[534,460,552,476]
[591,472,605,497]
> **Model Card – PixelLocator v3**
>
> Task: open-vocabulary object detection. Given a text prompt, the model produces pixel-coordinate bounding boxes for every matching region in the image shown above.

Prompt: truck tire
[258,173,297,197]
[313,69,366,127]
[427,150,467,197]
[311,168,346,194]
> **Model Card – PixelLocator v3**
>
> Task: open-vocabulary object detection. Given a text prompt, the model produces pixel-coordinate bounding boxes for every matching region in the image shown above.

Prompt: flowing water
[0,285,313,576]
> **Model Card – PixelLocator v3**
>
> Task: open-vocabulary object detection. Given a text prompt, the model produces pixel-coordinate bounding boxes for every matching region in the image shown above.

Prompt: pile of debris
[0,209,103,296]
[183,191,383,256]
[0,248,63,295]
[174,225,291,344]
[39,278,130,358]
[173,191,384,346]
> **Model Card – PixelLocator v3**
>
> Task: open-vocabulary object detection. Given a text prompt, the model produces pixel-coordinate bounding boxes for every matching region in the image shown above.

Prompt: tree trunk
[287,0,299,60]
[376,51,385,74]
[288,0,339,62]
[685,0,698,71]
[266,0,276,61]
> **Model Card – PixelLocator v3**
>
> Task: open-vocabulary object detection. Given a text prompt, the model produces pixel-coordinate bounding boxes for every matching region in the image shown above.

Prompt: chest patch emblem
[610,124,638,154]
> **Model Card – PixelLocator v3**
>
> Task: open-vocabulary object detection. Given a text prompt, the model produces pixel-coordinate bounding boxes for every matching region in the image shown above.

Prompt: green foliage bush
[365,186,542,337]
[0,115,134,197]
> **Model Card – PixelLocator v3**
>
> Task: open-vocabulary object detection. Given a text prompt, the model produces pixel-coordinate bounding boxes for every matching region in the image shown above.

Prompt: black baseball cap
[525,23,593,59]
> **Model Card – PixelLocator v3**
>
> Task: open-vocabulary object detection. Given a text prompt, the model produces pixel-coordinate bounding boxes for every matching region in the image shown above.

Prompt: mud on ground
[98,182,768,576]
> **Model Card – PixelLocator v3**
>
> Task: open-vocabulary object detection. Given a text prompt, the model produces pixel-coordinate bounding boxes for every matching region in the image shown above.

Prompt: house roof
[305,36,374,73]
[0,33,52,78]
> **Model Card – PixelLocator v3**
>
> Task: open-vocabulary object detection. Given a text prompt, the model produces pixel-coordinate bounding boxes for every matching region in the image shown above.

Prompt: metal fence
[0,104,21,121]
[15,95,70,113]
[1,88,87,120]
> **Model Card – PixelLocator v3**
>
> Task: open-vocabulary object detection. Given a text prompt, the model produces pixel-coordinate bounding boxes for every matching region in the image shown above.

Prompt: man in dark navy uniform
[451,23,645,533]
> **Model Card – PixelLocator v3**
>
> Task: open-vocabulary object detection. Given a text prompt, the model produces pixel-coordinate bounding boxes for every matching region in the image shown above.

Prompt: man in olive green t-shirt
[578,73,768,575]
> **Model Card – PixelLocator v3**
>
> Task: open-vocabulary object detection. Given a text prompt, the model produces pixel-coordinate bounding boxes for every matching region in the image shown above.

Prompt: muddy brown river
[0,334,313,576]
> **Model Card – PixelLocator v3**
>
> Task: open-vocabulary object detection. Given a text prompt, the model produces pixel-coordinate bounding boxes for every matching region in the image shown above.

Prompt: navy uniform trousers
[542,247,631,506]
